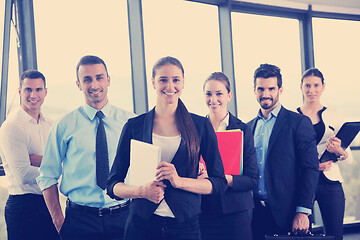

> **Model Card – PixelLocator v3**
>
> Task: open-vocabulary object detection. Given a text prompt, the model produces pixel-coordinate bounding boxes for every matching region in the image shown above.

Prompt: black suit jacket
[107,108,227,223]
[247,106,319,229]
[201,113,258,215]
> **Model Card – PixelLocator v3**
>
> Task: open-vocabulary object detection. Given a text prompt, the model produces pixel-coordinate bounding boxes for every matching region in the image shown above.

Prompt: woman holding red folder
[297,68,353,240]
[199,72,259,240]
[107,57,227,240]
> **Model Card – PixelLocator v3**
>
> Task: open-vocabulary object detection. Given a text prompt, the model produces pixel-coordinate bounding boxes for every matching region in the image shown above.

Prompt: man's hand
[29,155,42,167]
[53,215,65,233]
[292,212,309,235]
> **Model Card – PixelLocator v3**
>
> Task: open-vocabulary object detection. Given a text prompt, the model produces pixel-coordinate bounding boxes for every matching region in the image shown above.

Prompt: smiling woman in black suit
[107,57,227,240]
[199,72,258,240]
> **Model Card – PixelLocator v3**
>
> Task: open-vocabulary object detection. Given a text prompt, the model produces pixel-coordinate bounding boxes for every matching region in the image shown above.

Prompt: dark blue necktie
[96,111,109,190]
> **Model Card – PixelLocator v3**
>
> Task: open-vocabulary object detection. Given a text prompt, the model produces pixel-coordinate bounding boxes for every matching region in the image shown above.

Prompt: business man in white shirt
[0,70,58,240]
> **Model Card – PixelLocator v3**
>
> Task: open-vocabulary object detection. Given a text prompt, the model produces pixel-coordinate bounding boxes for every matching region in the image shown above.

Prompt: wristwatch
[337,152,346,161]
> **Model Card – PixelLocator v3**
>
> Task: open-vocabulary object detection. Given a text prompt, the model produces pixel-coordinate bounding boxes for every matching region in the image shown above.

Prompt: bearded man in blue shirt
[37,55,135,240]
[248,64,319,240]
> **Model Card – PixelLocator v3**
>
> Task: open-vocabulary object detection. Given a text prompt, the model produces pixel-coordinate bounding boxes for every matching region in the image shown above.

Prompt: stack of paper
[128,139,161,186]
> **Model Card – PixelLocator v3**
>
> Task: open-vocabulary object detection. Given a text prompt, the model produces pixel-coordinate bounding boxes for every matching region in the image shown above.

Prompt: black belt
[66,199,129,216]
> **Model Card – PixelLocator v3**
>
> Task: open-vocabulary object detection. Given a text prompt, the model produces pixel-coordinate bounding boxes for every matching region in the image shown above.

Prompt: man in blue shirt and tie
[247,64,319,240]
[37,55,135,240]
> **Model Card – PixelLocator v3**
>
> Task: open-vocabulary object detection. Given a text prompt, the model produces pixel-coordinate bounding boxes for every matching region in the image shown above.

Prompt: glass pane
[1,4,19,239]
[34,0,133,120]
[142,0,221,116]
[313,17,360,224]
[232,13,302,122]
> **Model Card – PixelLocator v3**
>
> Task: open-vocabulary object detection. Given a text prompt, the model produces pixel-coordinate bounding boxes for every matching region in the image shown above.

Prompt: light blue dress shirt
[254,104,311,215]
[254,104,281,200]
[37,103,135,208]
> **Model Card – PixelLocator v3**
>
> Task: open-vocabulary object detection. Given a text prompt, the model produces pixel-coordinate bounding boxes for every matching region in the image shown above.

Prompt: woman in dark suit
[297,68,353,240]
[107,57,227,240]
[199,72,258,240]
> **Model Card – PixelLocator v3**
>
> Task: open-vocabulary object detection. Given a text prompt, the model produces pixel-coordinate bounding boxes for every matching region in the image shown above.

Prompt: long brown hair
[152,56,200,176]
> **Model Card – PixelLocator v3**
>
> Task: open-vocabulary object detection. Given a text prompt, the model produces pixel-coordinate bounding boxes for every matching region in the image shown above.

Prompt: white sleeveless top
[152,133,181,218]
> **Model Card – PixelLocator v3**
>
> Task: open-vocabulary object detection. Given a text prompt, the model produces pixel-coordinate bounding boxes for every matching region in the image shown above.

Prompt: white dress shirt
[0,107,53,195]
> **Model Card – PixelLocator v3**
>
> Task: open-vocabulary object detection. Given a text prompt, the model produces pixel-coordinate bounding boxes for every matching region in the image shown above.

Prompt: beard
[259,96,279,110]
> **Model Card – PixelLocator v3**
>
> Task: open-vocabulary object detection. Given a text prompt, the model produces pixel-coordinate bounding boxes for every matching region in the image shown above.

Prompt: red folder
[201,130,243,175]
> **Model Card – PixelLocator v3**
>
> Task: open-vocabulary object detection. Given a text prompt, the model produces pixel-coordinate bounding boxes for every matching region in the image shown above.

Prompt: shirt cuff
[296,206,312,215]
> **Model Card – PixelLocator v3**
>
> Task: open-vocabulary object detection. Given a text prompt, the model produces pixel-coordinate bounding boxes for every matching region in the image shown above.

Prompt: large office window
[0,2,133,238]
[313,17,360,223]
[142,0,221,116]
[0,3,20,239]
[34,0,133,120]
[232,12,302,122]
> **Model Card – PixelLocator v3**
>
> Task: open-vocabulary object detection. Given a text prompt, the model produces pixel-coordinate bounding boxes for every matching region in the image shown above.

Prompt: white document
[128,139,161,186]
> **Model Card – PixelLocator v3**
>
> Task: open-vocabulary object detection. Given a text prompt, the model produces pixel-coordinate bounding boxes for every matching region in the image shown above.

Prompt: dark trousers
[316,175,345,240]
[124,213,201,240]
[5,194,59,240]
[199,210,253,240]
[251,200,290,240]
[60,201,129,240]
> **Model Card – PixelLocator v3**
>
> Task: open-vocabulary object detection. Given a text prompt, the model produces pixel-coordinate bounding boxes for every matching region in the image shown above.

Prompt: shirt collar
[18,107,45,123]
[206,112,229,131]
[257,104,282,120]
[83,102,111,121]
[219,112,230,129]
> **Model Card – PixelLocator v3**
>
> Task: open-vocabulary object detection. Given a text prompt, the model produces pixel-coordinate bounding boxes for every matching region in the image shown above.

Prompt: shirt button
[261,133,264,136]
[259,176,262,179]
[260,162,262,164]
[259,190,261,193]
[260,147,263,150]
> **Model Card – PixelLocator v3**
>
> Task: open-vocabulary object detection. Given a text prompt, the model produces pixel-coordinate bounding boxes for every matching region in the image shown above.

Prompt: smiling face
[76,63,110,110]
[19,77,47,117]
[254,76,282,112]
[152,63,184,106]
[301,75,325,104]
[204,80,232,115]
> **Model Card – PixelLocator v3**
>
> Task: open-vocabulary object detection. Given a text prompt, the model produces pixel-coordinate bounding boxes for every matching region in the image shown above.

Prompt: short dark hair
[301,67,324,84]
[203,72,231,93]
[152,56,184,79]
[76,55,108,82]
[19,69,46,88]
[253,63,282,88]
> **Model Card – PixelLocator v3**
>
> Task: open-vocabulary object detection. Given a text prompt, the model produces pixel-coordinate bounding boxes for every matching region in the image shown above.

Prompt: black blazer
[107,108,227,223]
[201,113,258,215]
[247,106,319,229]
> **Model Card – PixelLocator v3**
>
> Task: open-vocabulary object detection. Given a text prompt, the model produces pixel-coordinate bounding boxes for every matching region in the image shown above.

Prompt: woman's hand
[198,162,208,179]
[225,175,233,187]
[326,137,344,156]
[319,160,332,171]
[156,161,184,189]
[139,180,166,204]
